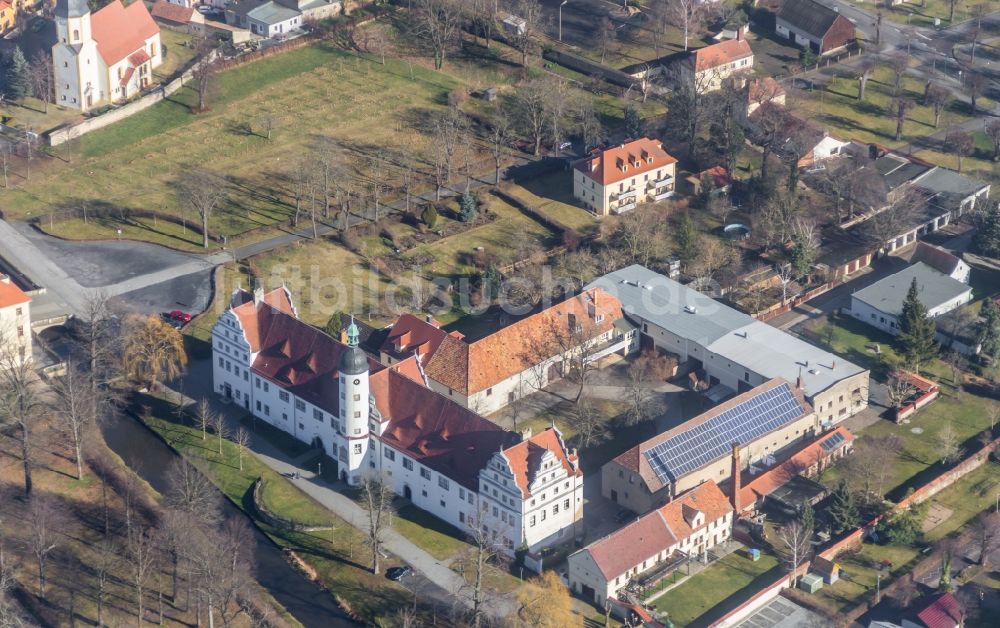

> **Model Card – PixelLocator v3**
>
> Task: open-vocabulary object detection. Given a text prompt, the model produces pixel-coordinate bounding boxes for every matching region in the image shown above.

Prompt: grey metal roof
[248,1,299,23]
[644,381,809,484]
[55,0,89,18]
[777,0,840,38]
[590,265,755,346]
[851,262,972,317]
[589,266,866,397]
[914,167,988,201]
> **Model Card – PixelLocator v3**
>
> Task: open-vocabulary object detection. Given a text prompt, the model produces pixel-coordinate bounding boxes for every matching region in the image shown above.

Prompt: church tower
[338,320,370,487]
[52,0,100,111]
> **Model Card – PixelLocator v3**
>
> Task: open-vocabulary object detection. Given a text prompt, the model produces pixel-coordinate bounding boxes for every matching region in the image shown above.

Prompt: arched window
[72,29,78,40]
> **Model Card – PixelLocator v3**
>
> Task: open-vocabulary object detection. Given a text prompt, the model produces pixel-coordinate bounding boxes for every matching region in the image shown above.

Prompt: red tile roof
[746,77,785,104]
[695,166,733,189]
[91,0,159,66]
[0,276,29,309]
[503,428,580,499]
[372,369,519,491]
[380,313,461,363]
[690,38,753,73]
[916,592,962,628]
[232,288,523,492]
[911,242,962,277]
[150,0,194,24]
[422,288,623,396]
[574,138,677,187]
[581,481,730,581]
[738,426,854,510]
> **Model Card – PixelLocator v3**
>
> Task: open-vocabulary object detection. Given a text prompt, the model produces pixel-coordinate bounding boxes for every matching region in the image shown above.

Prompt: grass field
[9,43,463,244]
[652,551,781,626]
[881,0,987,27]
[794,67,981,151]
[141,405,416,624]
[504,173,599,234]
[394,505,471,561]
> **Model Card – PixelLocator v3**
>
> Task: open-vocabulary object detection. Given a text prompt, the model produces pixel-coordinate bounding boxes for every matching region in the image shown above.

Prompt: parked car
[169,310,192,324]
[386,566,412,581]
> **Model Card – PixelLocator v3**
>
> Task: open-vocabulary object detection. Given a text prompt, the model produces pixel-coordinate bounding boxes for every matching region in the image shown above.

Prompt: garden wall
[47,51,217,147]
[708,563,810,628]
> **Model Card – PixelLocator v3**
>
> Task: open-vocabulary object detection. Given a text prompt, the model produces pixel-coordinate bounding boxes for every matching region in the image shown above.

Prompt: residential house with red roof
[212,287,582,554]
[378,288,636,415]
[567,480,733,608]
[573,138,678,216]
[0,275,31,366]
[675,36,754,94]
[52,0,162,111]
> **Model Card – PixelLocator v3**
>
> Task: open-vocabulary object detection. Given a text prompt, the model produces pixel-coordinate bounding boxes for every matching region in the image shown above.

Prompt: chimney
[253,287,264,305]
[425,313,433,324]
[730,442,741,513]
[796,369,803,390]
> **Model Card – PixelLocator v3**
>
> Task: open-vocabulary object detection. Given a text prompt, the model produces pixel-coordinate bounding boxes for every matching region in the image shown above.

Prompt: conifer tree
[4,47,30,101]
[974,202,1000,258]
[828,481,859,534]
[895,278,938,370]
[978,298,1000,358]
[674,213,698,263]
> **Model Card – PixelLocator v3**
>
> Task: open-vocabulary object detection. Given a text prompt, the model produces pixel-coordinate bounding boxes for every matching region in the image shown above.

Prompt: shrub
[421,204,438,229]
[460,192,478,223]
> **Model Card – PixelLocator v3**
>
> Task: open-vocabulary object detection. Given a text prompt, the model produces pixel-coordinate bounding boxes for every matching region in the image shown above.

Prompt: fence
[753,280,841,322]
[47,50,217,146]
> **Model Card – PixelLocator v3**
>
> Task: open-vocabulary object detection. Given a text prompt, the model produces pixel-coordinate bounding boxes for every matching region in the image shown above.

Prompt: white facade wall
[850,289,973,337]
[811,136,848,162]
[53,14,101,110]
[0,298,31,366]
[249,13,300,37]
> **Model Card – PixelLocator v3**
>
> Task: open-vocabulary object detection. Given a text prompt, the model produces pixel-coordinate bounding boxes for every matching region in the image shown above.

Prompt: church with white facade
[52,0,162,111]
[212,287,584,554]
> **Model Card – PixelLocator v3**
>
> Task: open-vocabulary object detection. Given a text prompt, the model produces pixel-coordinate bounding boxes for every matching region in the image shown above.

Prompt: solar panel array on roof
[644,383,807,484]
[819,431,846,452]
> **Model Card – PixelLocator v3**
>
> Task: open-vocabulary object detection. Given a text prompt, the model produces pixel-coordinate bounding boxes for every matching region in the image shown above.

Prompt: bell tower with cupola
[338,320,370,486]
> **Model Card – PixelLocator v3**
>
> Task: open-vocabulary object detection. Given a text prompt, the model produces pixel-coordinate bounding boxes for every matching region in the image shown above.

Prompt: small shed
[502,14,526,36]
[482,87,499,102]
[798,573,824,593]
[811,556,840,584]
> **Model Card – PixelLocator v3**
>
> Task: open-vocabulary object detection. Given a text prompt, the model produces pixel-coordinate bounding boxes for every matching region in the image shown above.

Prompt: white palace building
[212,287,583,554]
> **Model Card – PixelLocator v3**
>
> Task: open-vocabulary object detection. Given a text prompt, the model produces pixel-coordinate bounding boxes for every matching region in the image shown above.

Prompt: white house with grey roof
[849,262,973,337]
[226,0,339,37]
[588,265,870,426]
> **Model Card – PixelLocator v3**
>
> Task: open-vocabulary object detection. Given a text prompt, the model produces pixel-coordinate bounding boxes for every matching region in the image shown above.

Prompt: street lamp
[876,573,882,604]
[559,1,568,42]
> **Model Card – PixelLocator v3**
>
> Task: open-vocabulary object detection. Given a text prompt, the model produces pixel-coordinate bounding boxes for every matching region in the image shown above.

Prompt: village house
[572,138,678,216]
[849,262,973,336]
[568,480,733,608]
[588,265,870,423]
[0,275,31,366]
[602,379,819,514]
[225,0,340,38]
[0,1,16,34]
[150,0,205,33]
[52,0,162,111]
[377,288,637,415]
[776,0,857,55]
[675,37,754,94]
[909,242,970,284]
[743,77,786,120]
[211,287,582,555]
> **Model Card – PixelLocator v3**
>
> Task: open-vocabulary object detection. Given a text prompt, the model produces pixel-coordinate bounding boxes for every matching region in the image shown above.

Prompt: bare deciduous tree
[127,526,158,627]
[666,0,705,51]
[359,476,394,575]
[176,170,227,249]
[192,39,218,113]
[971,511,1000,566]
[26,496,63,599]
[165,458,221,525]
[50,363,95,480]
[235,427,250,472]
[195,397,214,441]
[414,0,461,70]
[947,130,974,173]
[463,506,506,628]
[937,423,963,464]
[508,0,545,68]
[925,84,950,128]
[510,80,547,156]
[211,411,227,456]
[565,397,609,447]
[27,51,53,114]
[776,520,812,586]
[0,339,42,495]
[488,111,512,186]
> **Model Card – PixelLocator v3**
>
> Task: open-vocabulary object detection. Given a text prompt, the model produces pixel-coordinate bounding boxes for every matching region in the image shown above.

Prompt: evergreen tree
[790,232,816,276]
[323,312,342,338]
[421,204,438,230]
[895,278,938,369]
[880,502,927,546]
[674,213,698,263]
[481,264,502,301]
[977,298,1000,357]
[798,501,815,535]
[624,104,643,139]
[459,191,478,223]
[697,174,715,209]
[828,481,859,534]
[4,47,30,101]
[973,202,1000,258]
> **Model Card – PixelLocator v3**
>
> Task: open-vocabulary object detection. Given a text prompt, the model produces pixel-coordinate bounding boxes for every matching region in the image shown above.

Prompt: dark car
[386,566,412,581]
[616,508,636,524]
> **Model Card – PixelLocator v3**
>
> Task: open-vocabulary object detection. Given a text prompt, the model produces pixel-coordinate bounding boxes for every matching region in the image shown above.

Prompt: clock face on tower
[353,379,361,385]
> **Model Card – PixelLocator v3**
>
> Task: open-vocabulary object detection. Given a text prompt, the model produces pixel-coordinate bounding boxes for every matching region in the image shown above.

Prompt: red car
[169,310,192,324]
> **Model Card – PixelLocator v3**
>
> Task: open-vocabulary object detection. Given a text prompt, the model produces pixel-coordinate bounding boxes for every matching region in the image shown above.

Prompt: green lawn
[505,173,599,234]
[881,0,986,27]
[652,551,781,627]
[794,66,981,150]
[394,504,470,561]
[138,396,416,625]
